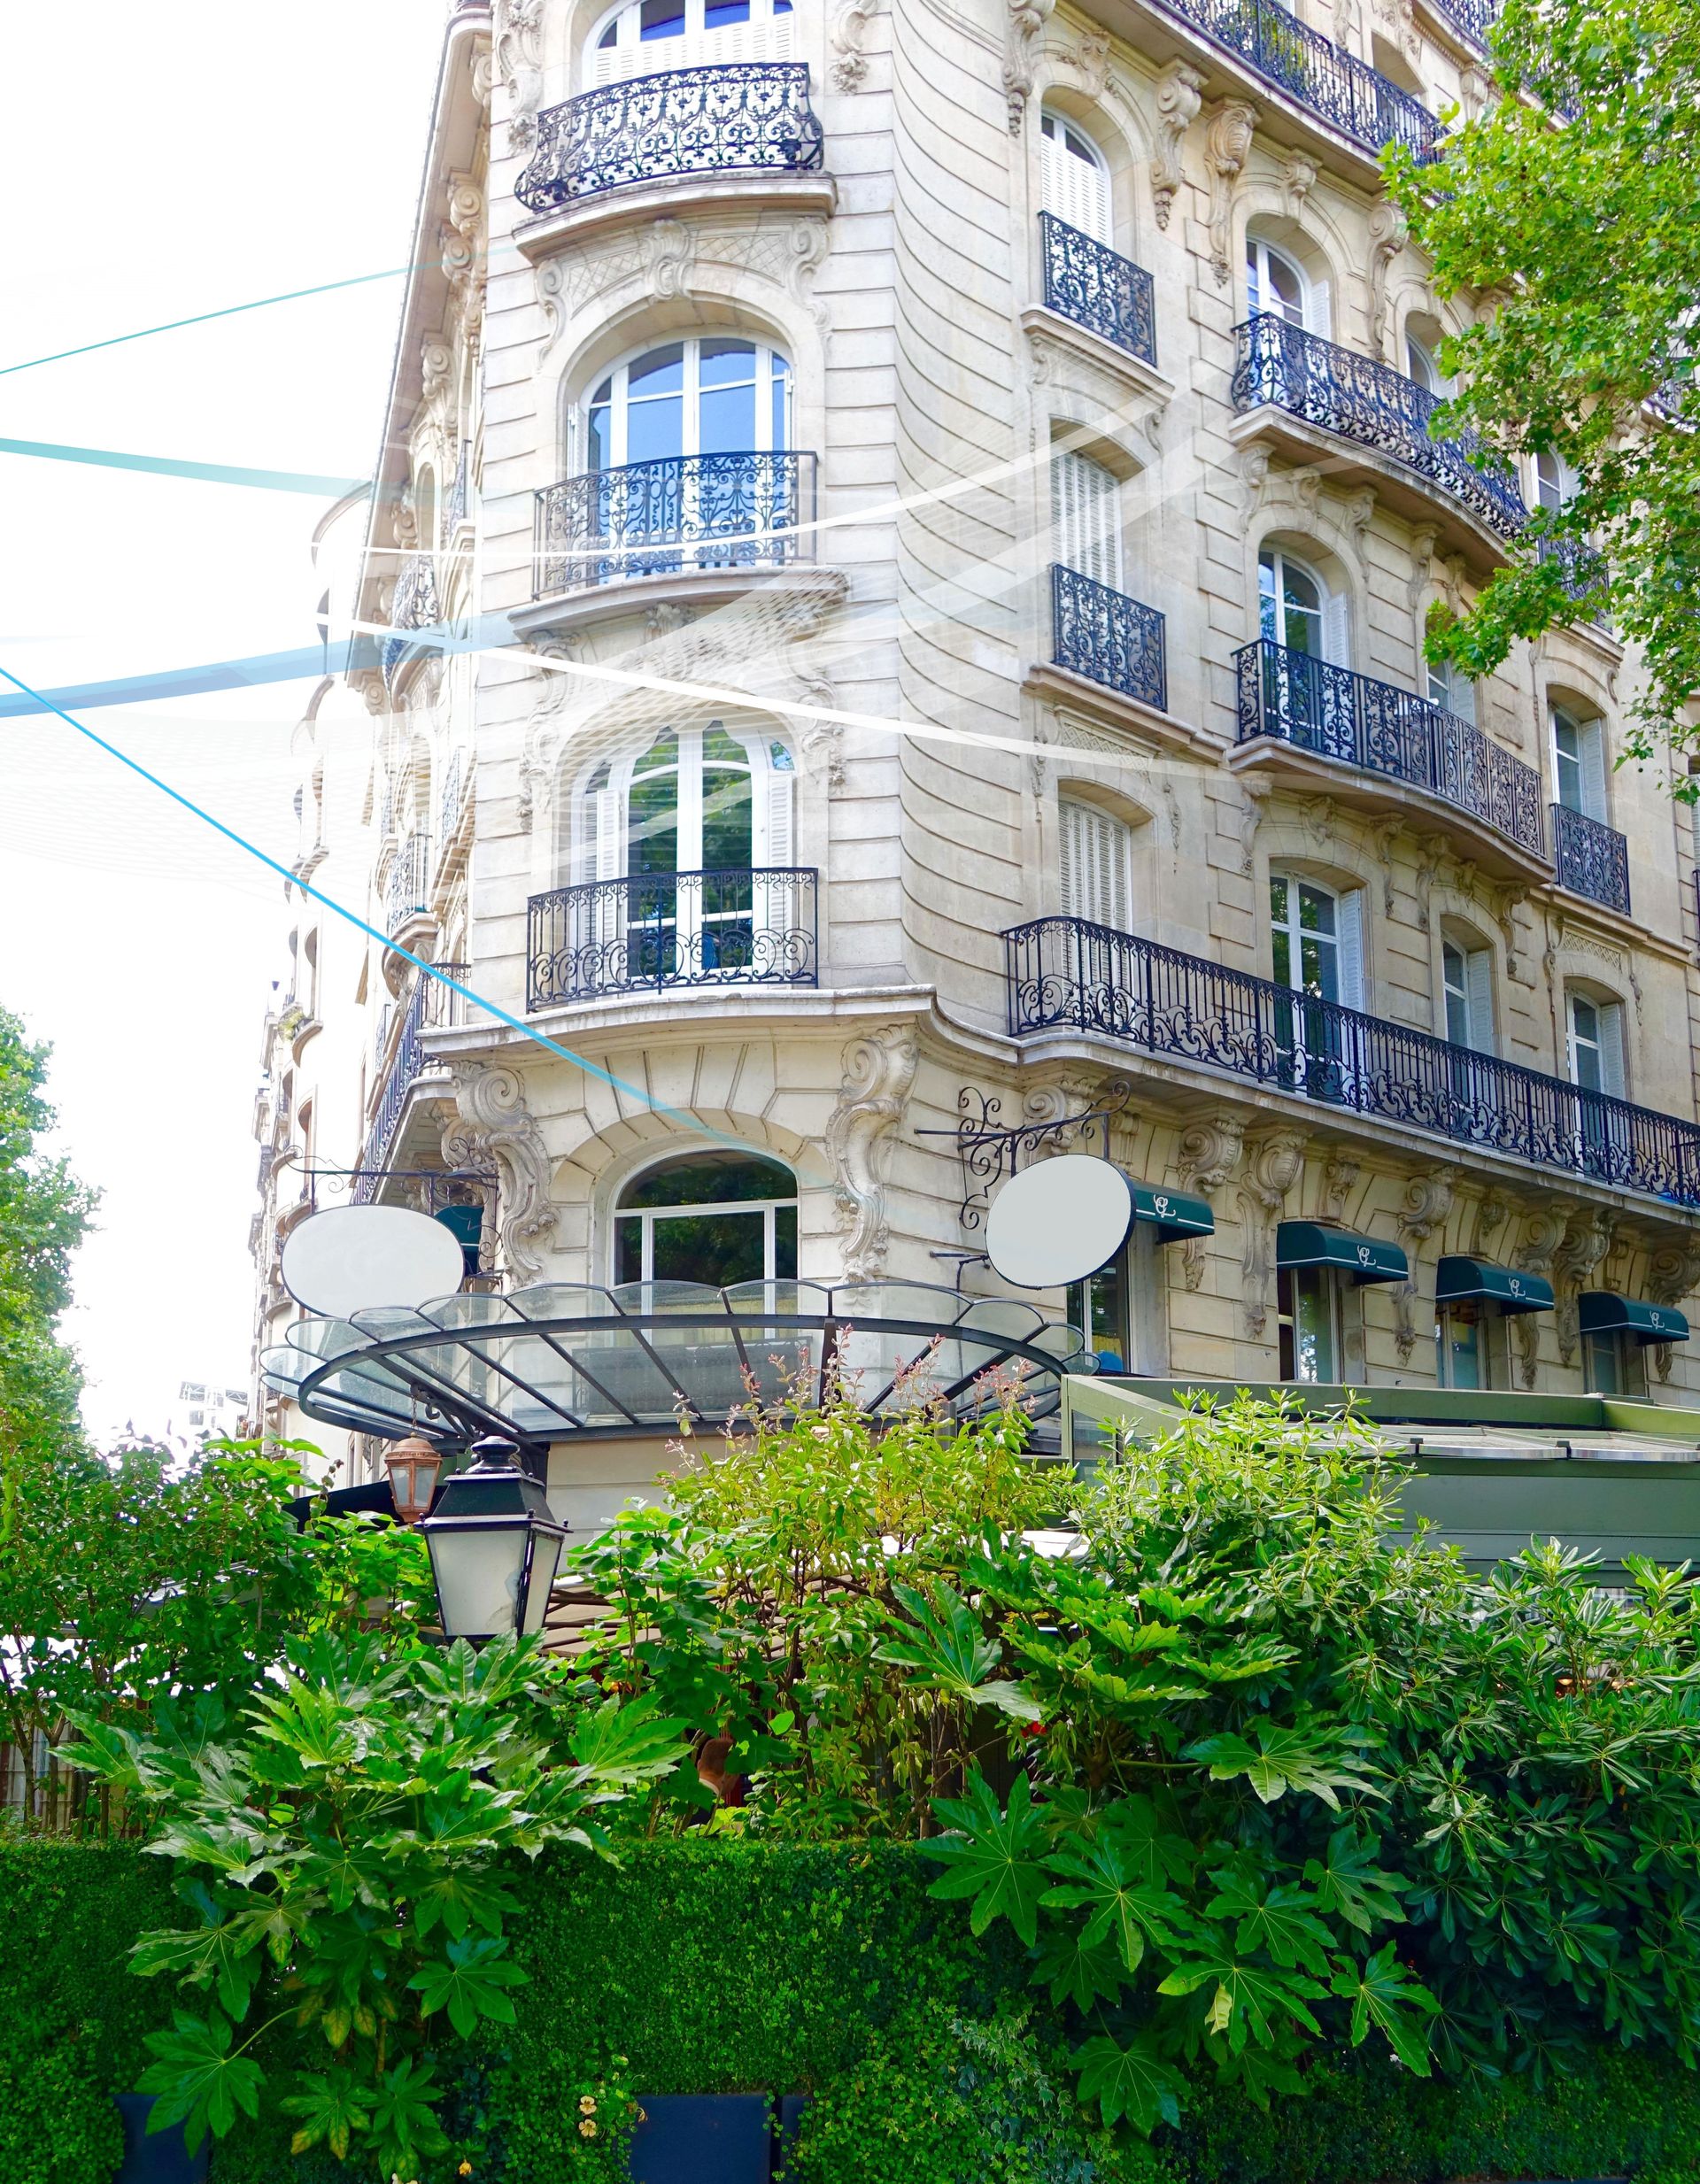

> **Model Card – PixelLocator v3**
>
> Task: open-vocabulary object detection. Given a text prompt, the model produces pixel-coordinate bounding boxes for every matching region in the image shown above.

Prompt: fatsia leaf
[1157,1958,1326,2053]
[921,1768,1049,1946]
[406,1932,529,2038]
[137,2010,263,2153]
[368,2055,451,2167]
[1042,1841,1187,1974]
[1098,1794,1196,1887]
[1032,1924,1128,2011]
[881,1584,1044,1720]
[567,1693,686,1789]
[1071,2032,1185,2134]
[1330,1942,1440,2075]
[1185,1725,1380,1810]
[278,2072,372,2162]
[411,1867,517,1942]
[1303,1831,1410,1935]
[1203,1874,1334,1977]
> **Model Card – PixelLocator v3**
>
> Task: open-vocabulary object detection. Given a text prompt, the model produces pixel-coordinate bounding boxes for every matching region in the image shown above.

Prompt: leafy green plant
[64,1632,682,2172]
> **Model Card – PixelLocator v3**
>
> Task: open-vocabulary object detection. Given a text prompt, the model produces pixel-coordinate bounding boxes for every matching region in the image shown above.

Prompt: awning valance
[1130,1185,1214,1243]
[1276,1222,1408,1285]
[1435,1256,1555,1316]
[1580,1292,1690,1345]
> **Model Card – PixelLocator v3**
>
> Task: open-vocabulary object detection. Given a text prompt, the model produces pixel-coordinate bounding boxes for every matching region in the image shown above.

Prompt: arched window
[1404,333,1449,396]
[587,0,794,83]
[576,722,796,880]
[1567,987,1626,1099]
[1426,651,1475,725]
[1050,447,1122,590]
[1246,235,1322,334]
[1058,795,1132,930]
[584,336,792,472]
[1441,932,1495,1054]
[1270,871,1364,1010]
[1551,701,1607,820]
[1258,545,1347,663]
[1039,108,1112,243]
[614,1150,798,1285]
[1534,449,1579,514]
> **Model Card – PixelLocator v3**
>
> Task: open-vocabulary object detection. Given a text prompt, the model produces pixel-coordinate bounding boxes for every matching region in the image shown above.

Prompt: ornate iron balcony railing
[382,553,441,684]
[1232,314,1527,537]
[535,450,816,594]
[528,868,818,1007]
[1539,536,1611,630]
[1039,214,1156,367]
[1052,564,1167,714]
[1425,0,1497,50]
[438,750,467,850]
[1552,804,1631,915]
[1004,916,1700,1204]
[358,963,468,1199]
[1158,0,1440,157]
[384,831,431,937]
[1235,637,1546,857]
[515,62,824,210]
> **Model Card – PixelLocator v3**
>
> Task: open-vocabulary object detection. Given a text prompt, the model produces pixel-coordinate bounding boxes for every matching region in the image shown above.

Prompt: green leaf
[1071,2031,1185,2134]
[1330,1942,1440,2075]
[279,2072,372,2161]
[1043,1840,1187,1973]
[1303,1832,1409,1935]
[1033,1924,1128,2011]
[1185,1725,1379,1810]
[368,2055,450,2168]
[567,1693,687,1788]
[921,1768,1049,1946]
[1157,1958,1326,2053]
[1204,1874,1334,1977]
[406,1932,529,2038]
[137,2010,263,2153]
[881,1583,1044,1720]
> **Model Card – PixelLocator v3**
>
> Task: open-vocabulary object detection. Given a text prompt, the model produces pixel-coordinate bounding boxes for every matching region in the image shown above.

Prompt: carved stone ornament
[1510,1200,1571,1388]
[1282,153,1318,221]
[1151,59,1203,229]
[1204,101,1258,286]
[443,1064,560,1282]
[1367,197,1409,354]
[1067,31,1111,98]
[493,0,545,154]
[1320,1152,1363,1224]
[1175,1111,1247,1290]
[823,1027,919,1281]
[829,0,880,90]
[1552,1204,1617,1367]
[1003,0,1056,135]
[1367,815,1403,917]
[1235,1129,1307,1340]
[1393,1164,1458,1365]
[1238,773,1275,877]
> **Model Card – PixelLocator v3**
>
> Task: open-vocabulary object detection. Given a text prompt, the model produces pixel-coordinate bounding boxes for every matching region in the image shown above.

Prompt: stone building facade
[254,0,1700,1514]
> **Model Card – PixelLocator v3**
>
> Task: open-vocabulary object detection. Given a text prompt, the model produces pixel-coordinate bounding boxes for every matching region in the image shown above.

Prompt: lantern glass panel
[426,1522,531,1639]
[522,1529,565,1633]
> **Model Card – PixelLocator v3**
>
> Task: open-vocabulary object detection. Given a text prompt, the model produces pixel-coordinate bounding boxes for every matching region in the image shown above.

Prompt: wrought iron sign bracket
[917,1081,1132,1232]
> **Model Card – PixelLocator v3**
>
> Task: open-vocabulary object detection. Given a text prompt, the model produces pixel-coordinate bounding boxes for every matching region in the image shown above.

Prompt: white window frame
[1270,870,1364,1012]
[1435,1299,1508,1390]
[1582,1325,1648,1399]
[1039,107,1113,243]
[581,336,792,471]
[1404,333,1452,397]
[573,724,797,883]
[1051,448,1124,591]
[613,1161,800,1285]
[1058,795,1133,930]
[1246,235,1328,337]
[1277,1263,1341,1384]
[1551,703,1608,822]
[1441,936,1495,1055]
[585,0,796,83]
[1567,988,1627,1100]
[1258,546,1348,665]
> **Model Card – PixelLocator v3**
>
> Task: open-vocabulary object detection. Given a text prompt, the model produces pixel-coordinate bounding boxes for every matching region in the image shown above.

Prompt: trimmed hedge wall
[8,1840,1700,2184]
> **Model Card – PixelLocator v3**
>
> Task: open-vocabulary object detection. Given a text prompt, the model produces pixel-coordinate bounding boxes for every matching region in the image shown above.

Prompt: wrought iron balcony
[438,750,467,848]
[359,964,468,1196]
[1552,804,1631,915]
[1232,315,1527,537]
[382,553,441,685]
[1424,0,1497,49]
[384,831,431,937]
[515,63,824,211]
[535,451,816,594]
[1235,638,1545,858]
[527,868,817,1008]
[1004,916,1700,1204]
[1160,0,1440,158]
[1052,565,1167,714]
[1039,214,1156,367]
[1539,536,1611,630]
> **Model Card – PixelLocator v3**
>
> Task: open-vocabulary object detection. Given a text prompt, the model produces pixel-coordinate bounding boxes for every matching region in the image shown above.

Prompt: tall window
[1051,449,1122,590]
[1441,938,1494,1054]
[584,337,791,471]
[1278,1266,1339,1382]
[1551,703,1608,822]
[1404,334,1450,396]
[577,722,796,881]
[1583,1323,1648,1398]
[1059,797,1132,930]
[1039,109,1112,242]
[1534,449,1579,515]
[1270,873,1364,1011]
[1568,990,1626,1100]
[587,0,794,82]
[1426,653,1475,724]
[1246,236,1312,329]
[1258,546,1345,663]
[614,1151,798,1285]
[1436,1299,1508,1389]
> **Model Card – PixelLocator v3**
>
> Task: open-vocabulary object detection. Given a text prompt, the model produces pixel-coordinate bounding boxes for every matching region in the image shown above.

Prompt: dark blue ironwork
[1233,313,1527,536]
[1426,0,1497,50]
[357,965,468,1199]
[1052,565,1167,713]
[1003,916,1700,1204]
[1157,0,1440,157]
[382,553,442,684]
[1539,536,1611,630]
[528,868,818,1007]
[515,63,823,210]
[536,450,815,593]
[384,831,432,936]
[1235,637,1545,857]
[1552,803,1631,915]
[1039,213,1156,366]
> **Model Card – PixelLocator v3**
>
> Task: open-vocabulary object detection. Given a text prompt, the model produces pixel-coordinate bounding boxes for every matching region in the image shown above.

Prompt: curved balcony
[1235,638,1546,863]
[1161,0,1440,158]
[1039,215,1156,367]
[1052,564,1167,714]
[1552,804,1631,915]
[384,830,432,937]
[357,964,468,1198]
[514,63,823,212]
[527,868,818,1008]
[534,451,815,596]
[382,553,441,687]
[1232,314,1527,542]
[1423,0,1497,50]
[1003,915,1700,1207]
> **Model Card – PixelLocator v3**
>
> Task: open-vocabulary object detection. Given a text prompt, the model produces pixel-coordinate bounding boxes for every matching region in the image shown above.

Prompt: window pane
[630,344,685,396]
[629,770,679,876]
[622,1153,795,1208]
[702,776,753,868]
[614,1215,644,1285]
[1297,882,1334,935]
[1440,1301,1481,1389]
[587,403,612,473]
[775,1204,798,1279]
[699,339,757,386]
[699,379,757,456]
[1293,1267,1334,1382]
[705,0,752,20]
[639,0,686,36]
[626,393,684,467]
[652,1209,766,1287]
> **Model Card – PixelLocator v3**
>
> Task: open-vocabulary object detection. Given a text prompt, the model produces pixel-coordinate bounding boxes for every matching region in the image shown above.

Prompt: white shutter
[1465,946,1495,1056]
[1040,123,1112,243]
[1304,276,1332,340]
[1321,589,1350,668]
[762,762,796,867]
[1599,1000,1627,1100]
[1051,451,1122,591]
[1059,798,1131,930]
[1580,717,1608,821]
[592,785,622,879]
[1337,888,1365,1012]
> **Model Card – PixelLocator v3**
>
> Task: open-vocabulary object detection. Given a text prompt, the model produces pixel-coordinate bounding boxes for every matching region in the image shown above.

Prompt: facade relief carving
[1175,1112,1248,1290]
[1552,1204,1617,1367]
[1204,101,1258,285]
[824,1027,919,1281]
[1151,60,1203,230]
[1235,1129,1307,1340]
[492,0,544,154]
[444,1063,560,1281]
[1367,198,1409,356]
[1004,0,1056,133]
[1394,1164,1458,1365]
[1511,1201,1571,1388]
[829,0,880,90]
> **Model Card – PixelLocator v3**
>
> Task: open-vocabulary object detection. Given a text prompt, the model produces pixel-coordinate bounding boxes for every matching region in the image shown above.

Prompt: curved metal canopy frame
[261,1278,1095,1448]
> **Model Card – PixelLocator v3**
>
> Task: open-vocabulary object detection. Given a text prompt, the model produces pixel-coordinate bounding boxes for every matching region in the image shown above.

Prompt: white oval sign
[985,1156,1134,1291]
[282,1205,467,1319]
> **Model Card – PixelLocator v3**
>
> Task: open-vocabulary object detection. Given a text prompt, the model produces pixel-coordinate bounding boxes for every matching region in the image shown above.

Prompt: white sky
[2,0,441,1443]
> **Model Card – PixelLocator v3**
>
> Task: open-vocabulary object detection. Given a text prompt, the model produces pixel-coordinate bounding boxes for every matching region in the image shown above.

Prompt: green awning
[1580,1292,1690,1345]
[1435,1256,1554,1316]
[1130,1185,1214,1244]
[1276,1222,1408,1285]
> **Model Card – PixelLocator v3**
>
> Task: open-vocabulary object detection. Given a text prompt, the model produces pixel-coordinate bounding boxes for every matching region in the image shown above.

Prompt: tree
[0,1006,94,1468]
[1386,0,1700,765]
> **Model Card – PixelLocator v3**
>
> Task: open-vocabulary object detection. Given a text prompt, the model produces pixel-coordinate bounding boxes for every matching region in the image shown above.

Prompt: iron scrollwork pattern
[515,63,825,210]
[535,450,816,593]
[1039,214,1157,366]
[1165,0,1440,157]
[1052,564,1169,714]
[1425,0,1497,50]
[527,868,818,1007]
[1232,314,1527,536]
[1004,915,1700,1203]
[384,830,433,936]
[382,552,442,685]
[357,962,469,1197]
[1235,638,1546,858]
[1551,804,1632,915]
[926,1083,1133,1231]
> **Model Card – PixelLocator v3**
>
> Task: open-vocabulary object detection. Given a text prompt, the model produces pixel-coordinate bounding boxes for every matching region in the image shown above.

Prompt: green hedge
[7,1841,1700,2184]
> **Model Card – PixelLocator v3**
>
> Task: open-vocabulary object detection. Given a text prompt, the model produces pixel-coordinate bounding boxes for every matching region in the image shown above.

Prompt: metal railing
[535,450,816,594]
[1539,536,1611,630]
[1552,804,1631,915]
[1235,637,1546,857]
[1052,565,1168,714]
[384,831,431,936]
[438,751,467,848]
[382,553,441,685]
[444,440,471,532]
[515,62,823,210]
[528,869,818,1007]
[1039,214,1156,367]
[1157,0,1440,157]
[1003,915,1700,1204]
[1233,314,1527,537]
[1425,0,1497,49]
[358,966,468,1200]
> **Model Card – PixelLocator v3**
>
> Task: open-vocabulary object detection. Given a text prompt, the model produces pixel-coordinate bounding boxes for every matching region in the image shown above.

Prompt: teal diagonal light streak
[0,435,367,498]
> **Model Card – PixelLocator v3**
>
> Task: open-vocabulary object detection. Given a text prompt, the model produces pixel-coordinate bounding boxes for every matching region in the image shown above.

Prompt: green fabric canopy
[1129,1185,1214,1244]
[1434,1256,1555,1316]
[1579,1292,1690,1345]
[1275,1222,1408,1285]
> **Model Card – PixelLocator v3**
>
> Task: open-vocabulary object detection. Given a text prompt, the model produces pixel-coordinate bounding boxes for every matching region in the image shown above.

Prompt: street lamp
[417,1436,568,1640]
[384,1435,444,1524]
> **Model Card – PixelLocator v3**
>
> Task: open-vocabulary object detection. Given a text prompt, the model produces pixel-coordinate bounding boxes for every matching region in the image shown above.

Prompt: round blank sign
[282,1205,468,1319]
[985,1156,1133,1291]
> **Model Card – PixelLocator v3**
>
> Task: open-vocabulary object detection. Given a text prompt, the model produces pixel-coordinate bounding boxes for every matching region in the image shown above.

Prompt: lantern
[417,1437,567,1640]
[384,1435,444,1524]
